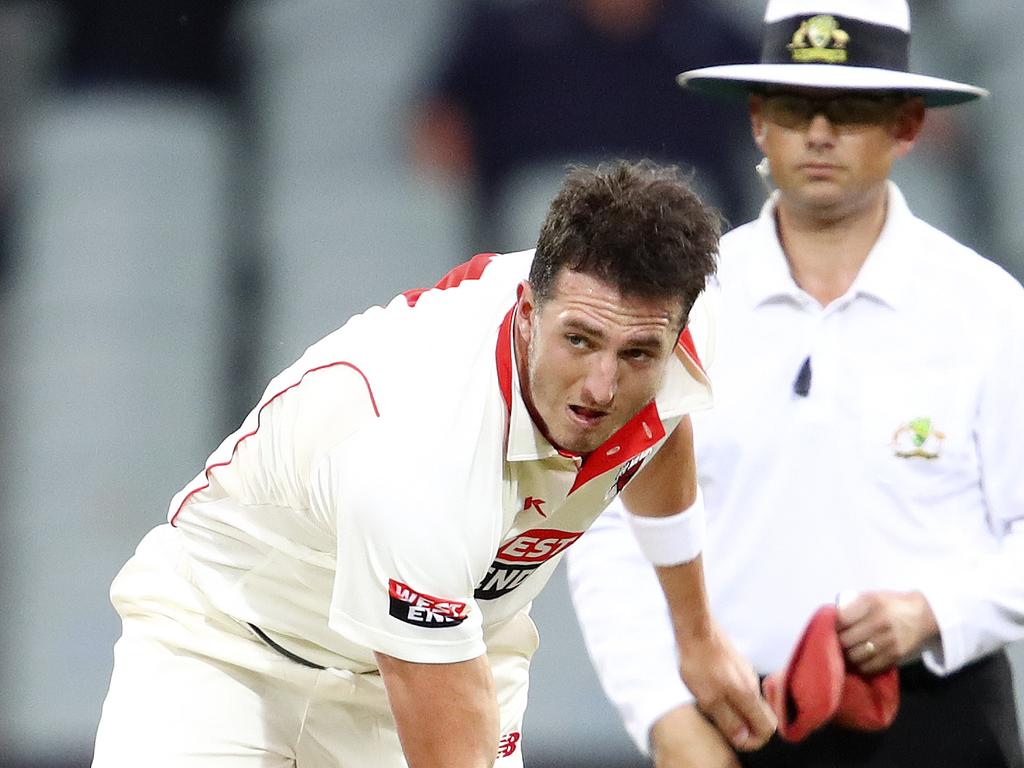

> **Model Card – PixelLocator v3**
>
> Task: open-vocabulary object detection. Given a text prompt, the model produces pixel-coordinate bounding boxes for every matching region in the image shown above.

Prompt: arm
[568,491,701,754]
[621,418,775,750]
[841,280,1024,675]
[566,492,745,765]
[376,652,498,768]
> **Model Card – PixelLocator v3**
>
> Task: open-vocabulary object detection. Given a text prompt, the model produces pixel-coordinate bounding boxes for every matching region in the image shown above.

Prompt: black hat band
[762,15,910,70]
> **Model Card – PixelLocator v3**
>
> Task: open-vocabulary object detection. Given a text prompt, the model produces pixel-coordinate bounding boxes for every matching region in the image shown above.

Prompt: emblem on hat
[891,417,945,459]
[788,15,850,63]
[676,0,989,108]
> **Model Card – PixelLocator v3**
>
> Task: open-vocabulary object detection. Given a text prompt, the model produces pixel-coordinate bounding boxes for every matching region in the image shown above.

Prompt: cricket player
[92,160,776,767]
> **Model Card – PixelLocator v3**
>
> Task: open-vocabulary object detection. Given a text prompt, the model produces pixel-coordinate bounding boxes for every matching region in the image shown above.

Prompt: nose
[805,112,838,148]
[581,352,618,408]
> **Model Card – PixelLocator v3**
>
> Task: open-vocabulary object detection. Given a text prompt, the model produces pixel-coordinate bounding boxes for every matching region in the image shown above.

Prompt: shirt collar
[494,303,711,466]
[742,192,805,308]
[846,182,917,311]
[495,304,567,462]
[743,181,917,311]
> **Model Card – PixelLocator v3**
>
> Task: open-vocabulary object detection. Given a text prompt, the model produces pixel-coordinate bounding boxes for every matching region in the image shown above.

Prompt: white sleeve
[313,419,493,665]
[566,496,695,755]
[920,278,1024,673]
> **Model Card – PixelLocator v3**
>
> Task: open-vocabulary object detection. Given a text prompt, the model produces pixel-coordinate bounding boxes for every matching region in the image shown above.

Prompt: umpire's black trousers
[740,651,1024,768]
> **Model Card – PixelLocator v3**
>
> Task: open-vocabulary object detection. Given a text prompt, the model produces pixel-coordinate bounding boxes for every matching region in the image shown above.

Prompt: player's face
[514,270,684,455]
[749,89,924,219]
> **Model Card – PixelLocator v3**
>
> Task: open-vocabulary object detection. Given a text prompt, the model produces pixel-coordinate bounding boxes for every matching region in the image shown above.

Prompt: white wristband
[625,488,706,566]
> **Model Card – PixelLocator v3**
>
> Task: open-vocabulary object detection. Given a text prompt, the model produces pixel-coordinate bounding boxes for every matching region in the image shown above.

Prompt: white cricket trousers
[91,525,533,767]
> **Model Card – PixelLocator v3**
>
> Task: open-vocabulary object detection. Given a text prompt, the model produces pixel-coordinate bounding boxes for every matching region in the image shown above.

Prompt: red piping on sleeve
[169,361,378,526]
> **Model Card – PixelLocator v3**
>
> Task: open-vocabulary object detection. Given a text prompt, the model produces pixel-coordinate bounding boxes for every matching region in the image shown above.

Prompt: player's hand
[676,622,776,751]
[650,704,742,768]
[836,590,939,675]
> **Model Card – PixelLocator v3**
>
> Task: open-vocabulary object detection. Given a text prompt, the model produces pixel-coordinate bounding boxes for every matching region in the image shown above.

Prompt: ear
[515,280,536,342]
[891,98,926,159]
[749,95,769,151]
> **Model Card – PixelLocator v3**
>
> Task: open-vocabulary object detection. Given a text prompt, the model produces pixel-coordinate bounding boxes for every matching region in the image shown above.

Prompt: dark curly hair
[530,160,720,327]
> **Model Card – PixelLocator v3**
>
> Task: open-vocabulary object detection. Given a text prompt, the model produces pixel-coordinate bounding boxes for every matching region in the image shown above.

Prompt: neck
[775,183,889,307]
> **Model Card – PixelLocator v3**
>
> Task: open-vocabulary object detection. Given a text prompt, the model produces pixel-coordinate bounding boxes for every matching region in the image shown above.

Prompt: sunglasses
[760,93,907,131]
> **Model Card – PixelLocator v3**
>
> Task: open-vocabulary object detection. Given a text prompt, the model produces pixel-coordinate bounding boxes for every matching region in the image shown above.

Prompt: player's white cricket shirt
[170,250,713,669]
[568,183,1024,752]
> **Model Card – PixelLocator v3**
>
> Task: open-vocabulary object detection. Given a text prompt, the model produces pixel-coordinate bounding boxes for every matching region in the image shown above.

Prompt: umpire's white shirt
[567,183,1024,752]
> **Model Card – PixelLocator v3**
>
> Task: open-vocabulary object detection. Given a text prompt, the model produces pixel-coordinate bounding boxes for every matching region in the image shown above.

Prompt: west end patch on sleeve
[387,579,469,628]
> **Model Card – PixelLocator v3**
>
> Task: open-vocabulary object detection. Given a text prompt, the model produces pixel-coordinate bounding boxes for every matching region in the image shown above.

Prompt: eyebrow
[563,318,666,351]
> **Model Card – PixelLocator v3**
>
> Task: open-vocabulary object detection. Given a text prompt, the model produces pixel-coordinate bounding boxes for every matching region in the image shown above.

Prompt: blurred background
[0,1,1021,766]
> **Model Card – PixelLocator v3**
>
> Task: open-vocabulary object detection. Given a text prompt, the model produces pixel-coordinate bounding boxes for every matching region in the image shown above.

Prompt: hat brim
[678,64,988,107]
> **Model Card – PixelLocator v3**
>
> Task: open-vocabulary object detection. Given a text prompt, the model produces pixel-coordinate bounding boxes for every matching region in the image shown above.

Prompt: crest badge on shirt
[605,448,652,502]
[891,416,945,459]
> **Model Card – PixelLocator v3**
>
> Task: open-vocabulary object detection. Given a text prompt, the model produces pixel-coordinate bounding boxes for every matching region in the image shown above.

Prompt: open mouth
[568,404,608,427]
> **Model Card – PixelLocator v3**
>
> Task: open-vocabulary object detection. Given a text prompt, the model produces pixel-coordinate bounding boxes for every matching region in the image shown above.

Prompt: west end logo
[891,417,945,459]
[474,529,582,600]
[788,15,850,63]
[387,579,469,628]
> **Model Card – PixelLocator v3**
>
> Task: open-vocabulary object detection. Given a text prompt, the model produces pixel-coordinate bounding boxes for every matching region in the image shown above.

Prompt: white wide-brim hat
[678,0,988,107]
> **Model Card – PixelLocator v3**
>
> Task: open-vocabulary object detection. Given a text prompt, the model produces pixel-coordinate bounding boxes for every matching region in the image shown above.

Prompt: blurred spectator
[411,0,762,247]
[57,0,240,92]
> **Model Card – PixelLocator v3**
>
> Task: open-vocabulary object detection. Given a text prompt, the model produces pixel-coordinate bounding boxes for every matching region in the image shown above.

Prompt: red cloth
[763,605,900,743]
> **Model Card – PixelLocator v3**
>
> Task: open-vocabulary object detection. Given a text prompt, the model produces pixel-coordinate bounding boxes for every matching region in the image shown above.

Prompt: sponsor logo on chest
[474,528,582,600]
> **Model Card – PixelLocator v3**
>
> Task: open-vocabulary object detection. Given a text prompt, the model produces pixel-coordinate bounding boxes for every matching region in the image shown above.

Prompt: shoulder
[279,250,527,415]
[718,217,762,259]
[892,214,1024,366]
[711,216,763,289]
[905,216,1023,308]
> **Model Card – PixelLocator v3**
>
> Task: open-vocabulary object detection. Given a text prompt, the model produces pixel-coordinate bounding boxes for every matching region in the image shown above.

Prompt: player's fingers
[731,688,777,749]
[707,690,776,752]
[702,702,752,751]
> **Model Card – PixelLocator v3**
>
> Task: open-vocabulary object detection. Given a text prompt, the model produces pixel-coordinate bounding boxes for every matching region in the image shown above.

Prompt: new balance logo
[497,731,521,758]
[387,579,468,628]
